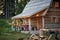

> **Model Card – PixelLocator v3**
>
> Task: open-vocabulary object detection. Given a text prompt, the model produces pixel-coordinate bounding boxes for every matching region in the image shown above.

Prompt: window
[56,18,60,23]
[51,1,60,8]
[50,2,54,8]
[53,17,55,23]
[55,2,59,8]
[45,17,51,23]
[51,17,59,23]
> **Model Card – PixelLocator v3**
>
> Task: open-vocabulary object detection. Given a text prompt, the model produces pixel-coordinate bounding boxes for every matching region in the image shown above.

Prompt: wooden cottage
[11,0,60,33]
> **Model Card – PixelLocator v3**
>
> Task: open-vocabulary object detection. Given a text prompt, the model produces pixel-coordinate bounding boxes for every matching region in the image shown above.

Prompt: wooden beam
[42,17,44,28]
[28,18,31,31]
[45,16,60,18]
[37,18,39,30]
[11,19,15,26]
[51,16,53,23]
[39,17,44,36]
[11,19,15,32]
[16,19,19,26]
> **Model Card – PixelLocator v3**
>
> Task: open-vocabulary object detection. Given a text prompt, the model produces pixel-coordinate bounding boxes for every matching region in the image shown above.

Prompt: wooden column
[39,17,44,37]
[51,16,53,23]
[11,20,14,26]
[11,19,15,31]
[37,18,39,29]
[28,18,31,31]
[42,17,44,29]
[24,19,27,24]
[22,19,25,24]
[16,19,19,26]
[16,19,19,32]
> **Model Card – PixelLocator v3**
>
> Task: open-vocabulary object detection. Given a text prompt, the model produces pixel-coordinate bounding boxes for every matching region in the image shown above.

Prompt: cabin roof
[12,0,51,19]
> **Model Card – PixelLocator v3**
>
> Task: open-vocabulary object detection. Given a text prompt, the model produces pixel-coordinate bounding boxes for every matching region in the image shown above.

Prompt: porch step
[21,31,29,34]
[30,31,39,34]
[21,31,39,34]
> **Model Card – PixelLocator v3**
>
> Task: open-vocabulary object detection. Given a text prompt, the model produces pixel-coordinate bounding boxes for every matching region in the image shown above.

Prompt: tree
[3,0,15,19]
[15,0,30,15]
[0,0,4,18]
[0,0,30,19]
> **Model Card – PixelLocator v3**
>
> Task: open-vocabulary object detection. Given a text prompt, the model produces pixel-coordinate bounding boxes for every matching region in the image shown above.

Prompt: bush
[0,19,11,34]
[0,19,11,28]
[0,27,2,35]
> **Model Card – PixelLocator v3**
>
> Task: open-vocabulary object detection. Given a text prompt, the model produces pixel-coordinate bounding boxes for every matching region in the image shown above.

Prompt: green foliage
[0,27,2,35]
[44,32,56,40]
[15,0,30,15]
[0,19,11,28]
[0,0,30,34]
[0,33,30,40]
[0,19,11,34]
[0,0,30,18]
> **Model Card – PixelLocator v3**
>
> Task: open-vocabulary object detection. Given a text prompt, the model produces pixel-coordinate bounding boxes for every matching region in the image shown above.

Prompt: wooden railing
[44,23,60,29]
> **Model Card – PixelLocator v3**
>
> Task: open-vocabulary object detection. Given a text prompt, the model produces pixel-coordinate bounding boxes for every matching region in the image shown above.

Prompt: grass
[0,19,56,40]
[0,33,30,40]
[0,19,30,40]
[44,32,56,40]
[0,31,56,40]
